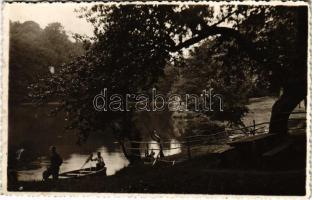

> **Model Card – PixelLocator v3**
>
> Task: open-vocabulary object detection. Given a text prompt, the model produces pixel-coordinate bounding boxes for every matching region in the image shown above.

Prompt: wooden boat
[57,167,107,179]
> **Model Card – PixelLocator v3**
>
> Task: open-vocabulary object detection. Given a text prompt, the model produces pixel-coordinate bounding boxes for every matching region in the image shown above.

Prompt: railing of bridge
[121,111,306,165]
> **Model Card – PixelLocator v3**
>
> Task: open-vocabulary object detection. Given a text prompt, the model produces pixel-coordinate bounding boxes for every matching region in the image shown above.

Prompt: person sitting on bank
[91,152,105,170]
[43,146,63,181]
[147,150,155,162]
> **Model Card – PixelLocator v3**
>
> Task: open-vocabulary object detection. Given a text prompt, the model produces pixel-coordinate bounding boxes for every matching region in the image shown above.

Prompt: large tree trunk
[269,82,306,136]
[128,134,142,164]
[118,136,141,164]
[269,7,307,136]
[113,113,142,164]
[123,113,142,164]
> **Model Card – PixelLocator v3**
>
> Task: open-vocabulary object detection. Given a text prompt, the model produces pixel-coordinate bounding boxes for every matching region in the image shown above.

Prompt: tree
[30,5,307,162]
[9,21,84,104]
[82,5,307,137]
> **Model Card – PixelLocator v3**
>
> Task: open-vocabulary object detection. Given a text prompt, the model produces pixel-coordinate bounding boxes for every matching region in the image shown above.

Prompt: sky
[5,3,225,39]
[5,2,306,38]
[6,3,95,37]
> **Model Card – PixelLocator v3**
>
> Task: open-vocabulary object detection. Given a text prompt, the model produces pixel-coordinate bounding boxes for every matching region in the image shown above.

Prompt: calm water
[11,97,276,181]
[16,139,182,181]
[17,146,129,181]
[10,105,185,181]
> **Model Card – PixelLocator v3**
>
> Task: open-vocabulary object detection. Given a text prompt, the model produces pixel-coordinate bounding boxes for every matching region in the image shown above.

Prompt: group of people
[43,146,105,181]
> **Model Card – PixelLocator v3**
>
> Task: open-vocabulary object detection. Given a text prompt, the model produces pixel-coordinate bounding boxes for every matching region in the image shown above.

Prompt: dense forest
[9,21,84,104]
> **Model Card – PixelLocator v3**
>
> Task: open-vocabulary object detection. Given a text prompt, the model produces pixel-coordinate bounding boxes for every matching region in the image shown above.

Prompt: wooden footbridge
[123,111,306,168]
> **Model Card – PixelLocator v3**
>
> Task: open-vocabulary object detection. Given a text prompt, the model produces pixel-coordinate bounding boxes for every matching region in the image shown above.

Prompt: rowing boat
[58,167,106,179]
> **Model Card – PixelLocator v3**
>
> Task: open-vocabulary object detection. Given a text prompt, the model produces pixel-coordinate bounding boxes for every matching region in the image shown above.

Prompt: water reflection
[11,105,183,181]
[17,139,182,181]
[148,139,182,157]
[18,146,129,181]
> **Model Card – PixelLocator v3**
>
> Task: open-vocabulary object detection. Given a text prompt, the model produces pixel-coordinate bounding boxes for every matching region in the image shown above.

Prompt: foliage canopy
[29,5,307,143]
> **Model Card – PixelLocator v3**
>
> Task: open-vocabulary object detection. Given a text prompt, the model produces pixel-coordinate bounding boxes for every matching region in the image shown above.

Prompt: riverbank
[9,151,306,195]
[8,96,306,195]
[9,96,278,182]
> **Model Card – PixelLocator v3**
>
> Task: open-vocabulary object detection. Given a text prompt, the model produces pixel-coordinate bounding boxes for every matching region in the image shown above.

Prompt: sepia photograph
[2,1,310,196]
